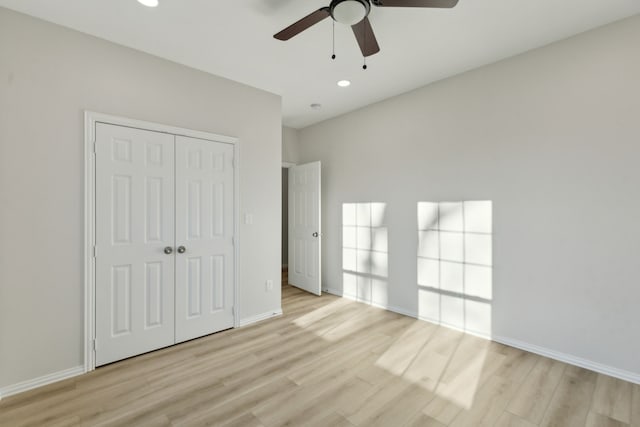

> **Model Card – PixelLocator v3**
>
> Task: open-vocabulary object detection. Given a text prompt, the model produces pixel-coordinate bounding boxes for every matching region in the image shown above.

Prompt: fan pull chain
[331,20,336,60]
[362,17,367,70]
[362,20,367,70]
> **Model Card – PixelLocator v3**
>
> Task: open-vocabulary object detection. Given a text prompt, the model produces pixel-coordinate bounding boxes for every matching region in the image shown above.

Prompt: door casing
[84,111,240,373]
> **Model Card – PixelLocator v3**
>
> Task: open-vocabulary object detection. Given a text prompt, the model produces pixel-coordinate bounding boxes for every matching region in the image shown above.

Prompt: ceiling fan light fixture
[331,0,369,25]
[137,0,159,7]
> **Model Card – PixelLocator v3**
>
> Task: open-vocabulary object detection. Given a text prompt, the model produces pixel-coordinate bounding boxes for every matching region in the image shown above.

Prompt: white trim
[324,287,640,385]
[84,111,240,372]
[238,309,283,327]
[282,162,296,168]
[233,140,240,328]
[0,366,84,400]
[84,111,96,373]
[86,112,238,144]
[493,335,640,385]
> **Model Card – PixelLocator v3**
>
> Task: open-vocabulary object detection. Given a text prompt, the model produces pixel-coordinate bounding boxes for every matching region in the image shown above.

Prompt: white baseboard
[324,287,640,385]
[0,366,85,400]
[493,335,640,385]
[238,309,283,327]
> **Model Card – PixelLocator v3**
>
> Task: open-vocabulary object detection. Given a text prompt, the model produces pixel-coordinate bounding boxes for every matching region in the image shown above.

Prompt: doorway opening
[282,167,289,289]
[283,161,322,296]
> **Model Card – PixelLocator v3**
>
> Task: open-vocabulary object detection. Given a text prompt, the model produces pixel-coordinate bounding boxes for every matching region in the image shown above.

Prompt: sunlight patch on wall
[417,201,493,337]
[342,202,388,306]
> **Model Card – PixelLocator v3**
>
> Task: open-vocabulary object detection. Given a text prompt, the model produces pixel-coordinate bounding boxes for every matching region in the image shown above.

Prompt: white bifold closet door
[95,123,234,366]
[95,124,176,366]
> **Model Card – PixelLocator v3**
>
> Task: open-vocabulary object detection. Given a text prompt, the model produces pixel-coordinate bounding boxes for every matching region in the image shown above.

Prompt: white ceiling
[1,0,639,128]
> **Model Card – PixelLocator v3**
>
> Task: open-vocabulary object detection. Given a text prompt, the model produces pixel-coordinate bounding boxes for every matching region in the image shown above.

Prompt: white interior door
[174,135,235,343]
[95,123,175,366]
[288,162,322,295]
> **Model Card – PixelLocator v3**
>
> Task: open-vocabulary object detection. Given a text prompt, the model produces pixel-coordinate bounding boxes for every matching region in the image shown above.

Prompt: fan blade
[274,7,331,40]
[352,17,380,57]
[372,0,458,8]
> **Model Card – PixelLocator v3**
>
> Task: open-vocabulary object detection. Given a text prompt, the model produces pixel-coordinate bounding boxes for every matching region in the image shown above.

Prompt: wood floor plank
[305,411,355,427]
[287,333,389,386]
[41,415,82,427]
[540,367,598,427]
[585,412,630,427]
[345,376,427,426]
[507,357,567,424]
[591,374,633,424]
[403,412,447,427]
[268,377,372,427]
[372,320,438,376]
[632,384,640,427]
[495,412,538,427]
[422,336,507,424]
[493,346,540,385]
[252,358,372,426]
[362,384,435,427]
[171,376,298,426]
[423,395,465,426]
[448,375,514,427]
[220,412,265,427]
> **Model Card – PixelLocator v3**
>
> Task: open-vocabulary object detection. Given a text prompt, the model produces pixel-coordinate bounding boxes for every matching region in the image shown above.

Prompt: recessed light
[310,103,322,110]
[337,80,351,87]
[137,0,159,7]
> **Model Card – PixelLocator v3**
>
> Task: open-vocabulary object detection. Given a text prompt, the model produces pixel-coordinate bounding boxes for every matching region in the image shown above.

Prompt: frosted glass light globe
[332,0,367,25]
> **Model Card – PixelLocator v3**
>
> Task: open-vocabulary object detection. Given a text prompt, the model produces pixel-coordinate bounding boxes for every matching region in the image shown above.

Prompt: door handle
[312,232,319,238]
[164,246,173,255]
[177,246,186,254]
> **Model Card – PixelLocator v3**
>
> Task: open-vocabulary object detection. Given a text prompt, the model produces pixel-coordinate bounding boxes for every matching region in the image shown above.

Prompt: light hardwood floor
[1,282,638,427]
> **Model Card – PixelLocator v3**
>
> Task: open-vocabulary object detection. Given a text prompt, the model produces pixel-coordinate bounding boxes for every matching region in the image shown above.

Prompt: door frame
[83,111,240,372]
[281,162,295,271]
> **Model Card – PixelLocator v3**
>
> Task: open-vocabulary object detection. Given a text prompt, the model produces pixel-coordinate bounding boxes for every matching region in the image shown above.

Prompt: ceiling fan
[274,0,459,59]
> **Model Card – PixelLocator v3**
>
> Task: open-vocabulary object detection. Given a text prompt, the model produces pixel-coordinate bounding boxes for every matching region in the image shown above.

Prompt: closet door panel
[95,123,175,366]
[174,136,235,342]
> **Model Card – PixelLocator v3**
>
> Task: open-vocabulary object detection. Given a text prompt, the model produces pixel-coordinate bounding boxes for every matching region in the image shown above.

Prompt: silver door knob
[177,246,186,254]
[164,246,173,255]
[312,232,319,237]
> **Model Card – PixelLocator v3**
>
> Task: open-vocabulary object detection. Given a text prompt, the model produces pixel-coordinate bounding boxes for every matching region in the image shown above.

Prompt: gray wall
[298,15,640,378]
[282,126,299,164]
[0,8,282,389]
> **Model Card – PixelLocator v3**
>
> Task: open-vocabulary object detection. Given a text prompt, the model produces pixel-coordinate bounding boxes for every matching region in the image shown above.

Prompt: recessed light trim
[337,80,351,87]
[137,0,159,7]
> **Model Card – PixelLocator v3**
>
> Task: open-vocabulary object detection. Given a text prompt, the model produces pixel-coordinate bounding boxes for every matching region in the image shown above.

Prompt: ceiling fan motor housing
[330,0,371,25]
